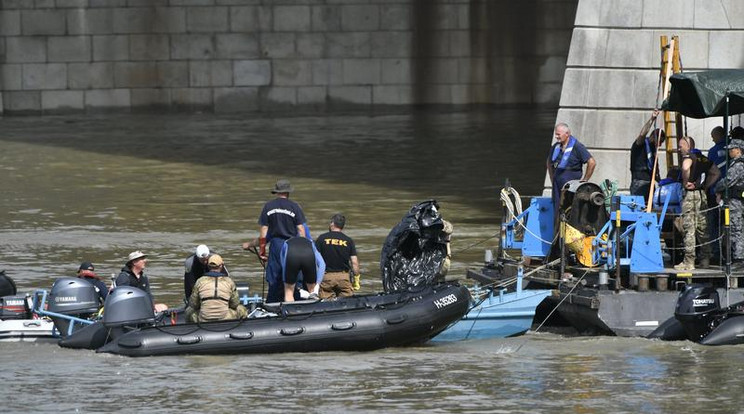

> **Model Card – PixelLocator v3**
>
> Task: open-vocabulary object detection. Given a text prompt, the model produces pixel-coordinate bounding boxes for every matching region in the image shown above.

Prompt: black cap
[78,262,94,272]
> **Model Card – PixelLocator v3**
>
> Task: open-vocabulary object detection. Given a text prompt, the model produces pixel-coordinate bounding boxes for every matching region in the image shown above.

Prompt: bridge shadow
[0,107,555,219]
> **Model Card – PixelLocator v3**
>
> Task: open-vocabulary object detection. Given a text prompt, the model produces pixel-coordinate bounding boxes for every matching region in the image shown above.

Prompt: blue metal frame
[502,197,554,258]
[592,195,669,273]
[31,289,96,337]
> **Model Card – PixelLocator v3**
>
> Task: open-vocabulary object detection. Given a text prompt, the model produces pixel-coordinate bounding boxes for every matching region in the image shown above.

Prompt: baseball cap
[208,254,223,268]
[195,244,210,259]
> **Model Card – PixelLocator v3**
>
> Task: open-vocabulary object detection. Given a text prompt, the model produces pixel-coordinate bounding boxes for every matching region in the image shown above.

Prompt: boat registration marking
[634,321,659,327]
[433,294,458,309]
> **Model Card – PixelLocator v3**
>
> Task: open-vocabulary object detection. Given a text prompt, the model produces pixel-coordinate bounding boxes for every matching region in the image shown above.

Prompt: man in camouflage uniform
[675,137,720,271]
[716,138,744,263]
[185,254,247,323]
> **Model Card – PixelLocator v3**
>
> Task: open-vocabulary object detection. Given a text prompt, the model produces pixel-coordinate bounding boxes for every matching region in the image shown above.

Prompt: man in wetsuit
[183,244,210,301]
[280,237,325,302]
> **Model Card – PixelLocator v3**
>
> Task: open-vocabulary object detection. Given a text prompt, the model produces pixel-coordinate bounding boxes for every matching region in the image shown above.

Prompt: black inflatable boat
[58,281,469,356]
[649,284,744,345]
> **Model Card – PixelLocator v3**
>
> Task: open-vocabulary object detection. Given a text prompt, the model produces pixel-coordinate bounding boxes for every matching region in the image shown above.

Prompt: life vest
[195,272,234,321]
[551,136,577,170]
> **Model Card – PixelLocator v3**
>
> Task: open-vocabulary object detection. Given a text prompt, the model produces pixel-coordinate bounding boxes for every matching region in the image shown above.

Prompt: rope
[515,270,589,353]
[500,187,524,231]
[452,232,499,255]
[663,233,723,250]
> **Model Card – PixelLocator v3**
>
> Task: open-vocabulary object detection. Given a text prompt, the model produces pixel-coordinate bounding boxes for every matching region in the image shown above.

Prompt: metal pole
[560,212,566,279]
[614,196,621,292]
[725,91,731,305]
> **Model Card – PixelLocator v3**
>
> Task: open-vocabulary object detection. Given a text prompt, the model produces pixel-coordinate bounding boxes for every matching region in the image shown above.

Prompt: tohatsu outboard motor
[103,286,155,329]
[674,284,721,342]
[48,278,101,336]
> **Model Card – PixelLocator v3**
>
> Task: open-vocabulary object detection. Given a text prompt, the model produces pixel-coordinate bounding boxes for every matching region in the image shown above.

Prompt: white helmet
[195,244,210,259]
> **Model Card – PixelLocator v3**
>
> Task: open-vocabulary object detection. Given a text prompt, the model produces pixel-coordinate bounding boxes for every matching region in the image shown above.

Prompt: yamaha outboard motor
[0,271,31,320]
[48,278,101,337]
[0,270,17,297]
[674,284,721,342]
[103,286,155,329]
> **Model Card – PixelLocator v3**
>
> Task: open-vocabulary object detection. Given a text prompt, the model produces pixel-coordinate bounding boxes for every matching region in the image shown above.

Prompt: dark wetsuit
[280,237,325,285]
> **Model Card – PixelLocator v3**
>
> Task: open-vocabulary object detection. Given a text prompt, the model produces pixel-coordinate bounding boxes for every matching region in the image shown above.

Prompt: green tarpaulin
[662,69,744,118]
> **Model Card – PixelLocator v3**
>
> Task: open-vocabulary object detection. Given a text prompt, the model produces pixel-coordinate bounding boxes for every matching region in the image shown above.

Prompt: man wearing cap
[316,214,361,299]
[242,179,307,303]
[115,251,168,312]
[183,244,221,301]
[185,254,247,322]
[716,139,744,264]
[77,262,108,304]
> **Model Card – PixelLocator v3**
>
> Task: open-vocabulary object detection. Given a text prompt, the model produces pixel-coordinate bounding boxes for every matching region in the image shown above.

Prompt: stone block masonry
[0,0,577,114]
[552,0,744,192]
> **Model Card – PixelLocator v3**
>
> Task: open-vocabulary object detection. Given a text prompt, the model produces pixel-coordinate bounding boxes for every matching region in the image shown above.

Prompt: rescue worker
[280,236,325,302]
[630,109,664,198]
[547,122,596,210]
[675,137,720,271]
[315,213,360,299]
[715,139,744,264]
[115,251,169,312]
[183,244,210,301]
[76,262,108,304]
[242,179,307,303]
[185,254,247,323]
[707,126,727,261]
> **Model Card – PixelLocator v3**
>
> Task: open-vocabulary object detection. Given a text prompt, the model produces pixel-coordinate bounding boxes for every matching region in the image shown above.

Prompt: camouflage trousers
[681,189,710,262]
[730,199,744,261]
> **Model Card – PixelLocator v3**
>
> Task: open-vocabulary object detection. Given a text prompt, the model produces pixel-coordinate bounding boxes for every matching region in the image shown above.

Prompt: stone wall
[553,0,744,191]
[0,0,578,115]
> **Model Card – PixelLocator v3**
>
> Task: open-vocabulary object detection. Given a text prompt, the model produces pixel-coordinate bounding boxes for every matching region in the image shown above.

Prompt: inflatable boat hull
[0,318,56,342]
[96,283,470,357]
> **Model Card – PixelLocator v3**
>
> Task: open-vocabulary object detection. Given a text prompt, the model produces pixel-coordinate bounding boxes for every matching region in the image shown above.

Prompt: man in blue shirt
[242,179,306,303]
[546,122,596,209]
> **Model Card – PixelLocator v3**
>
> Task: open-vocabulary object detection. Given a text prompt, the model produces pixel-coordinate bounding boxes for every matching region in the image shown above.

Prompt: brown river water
[1,110,742,413]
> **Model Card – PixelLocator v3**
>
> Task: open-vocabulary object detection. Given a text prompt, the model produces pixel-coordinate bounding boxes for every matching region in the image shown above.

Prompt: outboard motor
[0,271,17,297]
[103,286,155,329]
[674,284,721,342]
[0,271,31,320]
[48,278,101,336]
